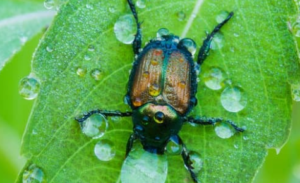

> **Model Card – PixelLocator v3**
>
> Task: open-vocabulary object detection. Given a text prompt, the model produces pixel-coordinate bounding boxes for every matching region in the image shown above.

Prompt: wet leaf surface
[18,0,300,182]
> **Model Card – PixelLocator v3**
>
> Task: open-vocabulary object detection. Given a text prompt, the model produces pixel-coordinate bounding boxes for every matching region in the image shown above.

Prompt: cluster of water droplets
[202,67,247,113]
[22,164,45,183]
[77,113,116,161]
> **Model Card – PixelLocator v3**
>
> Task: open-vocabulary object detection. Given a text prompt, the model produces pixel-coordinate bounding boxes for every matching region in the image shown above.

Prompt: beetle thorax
[132,103,183,153]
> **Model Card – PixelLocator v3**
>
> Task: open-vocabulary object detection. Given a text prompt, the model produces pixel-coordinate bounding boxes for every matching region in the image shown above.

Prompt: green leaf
[0,0,54,71]
[18,0,300,183]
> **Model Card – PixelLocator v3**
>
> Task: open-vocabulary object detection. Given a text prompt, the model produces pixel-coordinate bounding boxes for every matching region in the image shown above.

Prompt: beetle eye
[178,38,197,55]
[154,111,165,124]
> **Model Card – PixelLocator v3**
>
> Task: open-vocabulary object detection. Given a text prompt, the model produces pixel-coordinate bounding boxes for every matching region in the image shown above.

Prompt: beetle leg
[186,116,245,132]
[128,0,142,55]
[126,133,137,157]
[197,12,234,65]
[177,135,199,183]
[75,110,132,123]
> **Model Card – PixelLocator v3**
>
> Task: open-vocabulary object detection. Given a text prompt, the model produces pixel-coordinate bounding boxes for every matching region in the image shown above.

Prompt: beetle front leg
[177,135,198,183]
[197,12,233,65]
[186,116,245,132]
[128,0,142,55]
[75,110,132,123]
[125,133,137,157]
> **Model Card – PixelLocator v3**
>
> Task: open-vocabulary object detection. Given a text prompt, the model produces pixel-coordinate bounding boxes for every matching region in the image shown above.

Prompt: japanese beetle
[76,0,244,182]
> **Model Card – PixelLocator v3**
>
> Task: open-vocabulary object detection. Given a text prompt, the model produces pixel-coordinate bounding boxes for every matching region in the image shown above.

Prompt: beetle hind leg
[186,116,245,132]
[127,0,142,55]
[197,12,234,65]
[177,135,199,183]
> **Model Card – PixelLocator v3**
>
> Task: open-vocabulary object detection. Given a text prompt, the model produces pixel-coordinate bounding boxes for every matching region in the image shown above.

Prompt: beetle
[76,0,244,182]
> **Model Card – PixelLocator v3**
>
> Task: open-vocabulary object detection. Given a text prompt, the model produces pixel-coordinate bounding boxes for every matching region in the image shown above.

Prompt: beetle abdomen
[128,38,196,115]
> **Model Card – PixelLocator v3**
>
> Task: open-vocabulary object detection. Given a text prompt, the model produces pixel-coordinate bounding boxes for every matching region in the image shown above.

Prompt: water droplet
[136,0,146,9]
[291,84,300,101]
[234,144,239,149]
[188,151,203,174]
[179,38,197,56]
[177,11,186,21]
[221,86,247,112]
[94,139,116,161]
[203,67,225,90]
[233,33,239,37]
[289,15,300,37]
[211,33,224,50]
[166,137,182,155]
[133,97,142,106]
[88,45,95,52]
[156,28,169,39]
[121,147,168,183]
[46,46,53,52]
[216,11,229,23]
[215,122,235,139]
[84,54,91,61]
[275,147,282,155]
[20,36,28,44]
[177,81,186,89]
[76,67,87,77]
[90,69,102,80]
[81,114,108,138]
[22,164,45,183]
[109,6,116,13]
[149,84,160,96]
[85,4,93,9]
[19,76,40,100]
[44,0,55,9]
[114,14,136,44]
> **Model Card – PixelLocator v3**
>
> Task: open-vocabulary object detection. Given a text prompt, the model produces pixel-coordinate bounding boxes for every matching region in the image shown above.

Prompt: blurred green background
[0,17,300,183]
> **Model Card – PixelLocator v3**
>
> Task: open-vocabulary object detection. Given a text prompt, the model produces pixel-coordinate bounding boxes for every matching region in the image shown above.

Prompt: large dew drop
[81,114,108,139]
[189,151,203,174]
[114,14,136,44]
[203,67,225,90]
[166,136,182,155]
[94,139,116,161]
[211,32,224,50]
[136,0,146,9]
[19,76,40,100]
[214,121,235,139]
[121,147,168,183]
[156,28,169,39]
[216,11,230,23]
[179,38,197,56]
[90,69,102,81]
[221,86,247,112]
[22,164,45,183]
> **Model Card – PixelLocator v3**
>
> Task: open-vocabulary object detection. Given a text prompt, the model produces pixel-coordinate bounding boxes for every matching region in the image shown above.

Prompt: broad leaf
[0,0,54,71]
[18,0,300,183]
